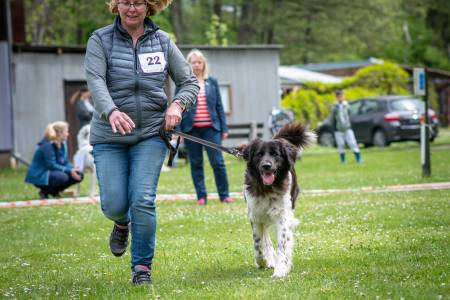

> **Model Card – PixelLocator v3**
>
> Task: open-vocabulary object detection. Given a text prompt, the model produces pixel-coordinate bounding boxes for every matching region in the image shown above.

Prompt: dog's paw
[256,256,276,269]
[272,266,290,278]
[255,259,266,269]
[271,270,289,278]
[265,256,276,269]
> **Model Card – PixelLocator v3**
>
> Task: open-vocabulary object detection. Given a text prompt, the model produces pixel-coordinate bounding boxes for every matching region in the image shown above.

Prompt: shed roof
[297,57,383,72]
[279,66,343,84]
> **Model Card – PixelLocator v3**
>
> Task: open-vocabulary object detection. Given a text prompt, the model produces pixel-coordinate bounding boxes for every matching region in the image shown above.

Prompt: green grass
[0,129,449,298]
[2,128,450,201]
[0,190,449,299]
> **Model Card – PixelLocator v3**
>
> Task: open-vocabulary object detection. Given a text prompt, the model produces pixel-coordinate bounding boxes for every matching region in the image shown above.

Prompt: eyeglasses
[118,1,147,10]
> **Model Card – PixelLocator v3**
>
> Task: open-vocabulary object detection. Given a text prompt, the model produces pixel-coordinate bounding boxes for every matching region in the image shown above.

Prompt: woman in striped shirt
[180,49,234,205]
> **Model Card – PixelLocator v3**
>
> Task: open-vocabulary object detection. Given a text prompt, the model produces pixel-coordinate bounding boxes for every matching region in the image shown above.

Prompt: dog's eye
[256,151,264,157]
[270,151,279,157]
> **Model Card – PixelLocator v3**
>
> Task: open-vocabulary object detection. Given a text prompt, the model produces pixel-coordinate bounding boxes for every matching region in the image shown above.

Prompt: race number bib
[138,52,166,73]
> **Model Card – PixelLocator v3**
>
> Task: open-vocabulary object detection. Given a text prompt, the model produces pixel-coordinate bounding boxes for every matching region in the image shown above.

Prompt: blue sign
[414,68,426,96]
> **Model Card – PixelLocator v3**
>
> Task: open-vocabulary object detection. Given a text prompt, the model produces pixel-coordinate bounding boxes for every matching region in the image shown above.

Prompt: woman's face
[117,1,148,30]
[56,127,69,143]
[189,55,205,78]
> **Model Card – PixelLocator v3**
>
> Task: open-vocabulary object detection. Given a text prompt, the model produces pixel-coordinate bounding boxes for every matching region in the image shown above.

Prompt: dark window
[389,98,424,112]
[348,101,363,116]
[361,100,382,114]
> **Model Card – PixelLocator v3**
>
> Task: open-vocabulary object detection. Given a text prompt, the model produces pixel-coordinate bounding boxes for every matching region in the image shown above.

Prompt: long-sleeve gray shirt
[85,18,199,144]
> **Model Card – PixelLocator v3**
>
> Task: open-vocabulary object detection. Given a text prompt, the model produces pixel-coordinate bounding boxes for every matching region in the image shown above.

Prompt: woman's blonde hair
[108,0,172,17]
[186,49,209,80]
[44,121,69,144]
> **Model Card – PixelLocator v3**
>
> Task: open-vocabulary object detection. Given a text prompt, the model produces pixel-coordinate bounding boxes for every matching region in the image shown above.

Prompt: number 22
[147,56,161,65]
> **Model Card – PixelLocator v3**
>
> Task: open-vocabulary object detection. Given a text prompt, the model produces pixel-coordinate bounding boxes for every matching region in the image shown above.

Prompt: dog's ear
[242,139,261,161]
[280,140,298,166]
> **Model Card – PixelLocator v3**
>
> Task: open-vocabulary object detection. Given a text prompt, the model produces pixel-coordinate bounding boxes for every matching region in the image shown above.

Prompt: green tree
[24,0,173,45]
[23,0,450,70]
[205,14,228,46]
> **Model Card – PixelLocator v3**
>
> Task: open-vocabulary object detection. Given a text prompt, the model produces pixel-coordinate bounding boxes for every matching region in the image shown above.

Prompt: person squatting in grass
[85,0,199,285]
[25,121,83,199]
[330,89,363,163]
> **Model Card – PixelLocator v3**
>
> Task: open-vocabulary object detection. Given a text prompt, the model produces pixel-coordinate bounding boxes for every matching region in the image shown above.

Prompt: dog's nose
[261,162,272,170]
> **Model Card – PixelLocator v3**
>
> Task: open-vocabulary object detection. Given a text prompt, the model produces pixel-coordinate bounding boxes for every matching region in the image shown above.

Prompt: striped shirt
[193,81,213,127]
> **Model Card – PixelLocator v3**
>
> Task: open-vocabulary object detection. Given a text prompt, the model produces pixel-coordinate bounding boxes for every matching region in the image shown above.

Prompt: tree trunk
[37,3,50,44]
[302,15,312,64]
[213,0,222,19]
[169,0,184,43]
[238,0,255,44]
[263,0,282,44]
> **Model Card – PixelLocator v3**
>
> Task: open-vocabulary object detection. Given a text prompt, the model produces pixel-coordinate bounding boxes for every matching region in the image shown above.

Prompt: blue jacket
[25,138,73,186]
[180,77,228,133]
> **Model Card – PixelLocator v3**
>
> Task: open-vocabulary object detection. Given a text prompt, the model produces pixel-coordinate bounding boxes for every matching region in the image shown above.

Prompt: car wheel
[318,131,335,147]
[373,130,388,147]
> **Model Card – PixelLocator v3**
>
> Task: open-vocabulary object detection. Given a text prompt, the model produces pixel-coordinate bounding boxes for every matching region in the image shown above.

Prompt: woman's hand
[222,133,229,140]
[109,110,135,135]
[70,168,82,181]
[165,102,183,131]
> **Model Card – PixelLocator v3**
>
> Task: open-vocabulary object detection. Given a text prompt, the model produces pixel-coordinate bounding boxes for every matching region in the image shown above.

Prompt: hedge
[281,62,413,129]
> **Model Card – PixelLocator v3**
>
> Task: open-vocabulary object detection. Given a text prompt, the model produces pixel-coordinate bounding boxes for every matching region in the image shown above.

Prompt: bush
[282,62,411,128]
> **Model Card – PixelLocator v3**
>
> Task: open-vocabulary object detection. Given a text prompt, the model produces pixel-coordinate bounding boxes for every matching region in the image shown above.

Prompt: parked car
[317,95,439,147]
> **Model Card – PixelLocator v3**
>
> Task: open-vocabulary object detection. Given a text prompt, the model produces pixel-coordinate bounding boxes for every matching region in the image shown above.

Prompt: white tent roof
[279,66,343,84]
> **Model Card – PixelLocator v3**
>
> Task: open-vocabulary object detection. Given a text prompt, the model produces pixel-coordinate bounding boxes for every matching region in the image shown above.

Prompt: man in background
[330,90,363,163]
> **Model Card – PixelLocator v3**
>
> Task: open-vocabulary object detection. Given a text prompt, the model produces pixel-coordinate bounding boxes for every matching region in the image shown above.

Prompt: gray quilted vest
[90,17,170,144]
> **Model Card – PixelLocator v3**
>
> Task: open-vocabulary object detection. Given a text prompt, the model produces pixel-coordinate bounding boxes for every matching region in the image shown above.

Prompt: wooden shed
[6,44,281,162]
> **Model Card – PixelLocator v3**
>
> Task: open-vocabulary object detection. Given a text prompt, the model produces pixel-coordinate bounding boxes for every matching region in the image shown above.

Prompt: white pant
[335,129,360,153]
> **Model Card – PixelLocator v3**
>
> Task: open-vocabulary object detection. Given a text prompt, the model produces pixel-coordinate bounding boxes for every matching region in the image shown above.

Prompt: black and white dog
[242,123,314,277]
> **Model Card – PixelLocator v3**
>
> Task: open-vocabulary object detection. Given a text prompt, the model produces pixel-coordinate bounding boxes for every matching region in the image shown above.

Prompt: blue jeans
[93,136,167,269]
[36,171,83,195]
[184,127,230,202]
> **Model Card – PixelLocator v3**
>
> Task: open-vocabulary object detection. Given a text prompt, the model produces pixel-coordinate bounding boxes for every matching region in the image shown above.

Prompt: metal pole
[6,0,15,165]
[423,67,431,177]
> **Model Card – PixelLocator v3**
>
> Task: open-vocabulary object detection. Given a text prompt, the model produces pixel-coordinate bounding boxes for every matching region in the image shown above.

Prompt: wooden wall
[11,46,281,159]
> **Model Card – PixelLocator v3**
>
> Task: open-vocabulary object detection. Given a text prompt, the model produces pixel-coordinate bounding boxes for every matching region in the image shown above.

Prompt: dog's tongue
[262,174,275,185]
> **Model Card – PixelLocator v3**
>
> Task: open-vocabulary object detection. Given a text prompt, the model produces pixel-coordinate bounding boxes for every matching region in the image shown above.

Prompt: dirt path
[1,181,449,209]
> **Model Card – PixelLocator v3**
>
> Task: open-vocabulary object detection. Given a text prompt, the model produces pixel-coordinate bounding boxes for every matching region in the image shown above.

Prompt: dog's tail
[274,122,316,149]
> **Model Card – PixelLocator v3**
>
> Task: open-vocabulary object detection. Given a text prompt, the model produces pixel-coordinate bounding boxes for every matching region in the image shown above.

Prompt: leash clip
[229,147,243,158]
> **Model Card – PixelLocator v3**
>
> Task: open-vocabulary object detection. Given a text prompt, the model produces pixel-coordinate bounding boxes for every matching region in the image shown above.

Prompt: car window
[348,101,362,116]
[361,100,382,114]
[389,98,424,112]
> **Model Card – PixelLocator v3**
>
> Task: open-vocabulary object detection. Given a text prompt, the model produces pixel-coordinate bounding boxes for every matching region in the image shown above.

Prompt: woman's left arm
[165,40,199,130]
[62,143,74,169]
[167,40,199,110]
[62,144,82,180]
[213,78,228,134]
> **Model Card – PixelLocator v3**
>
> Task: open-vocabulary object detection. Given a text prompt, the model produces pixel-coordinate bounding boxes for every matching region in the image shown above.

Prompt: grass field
[1,128,450,202]
[0,129,449,299]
